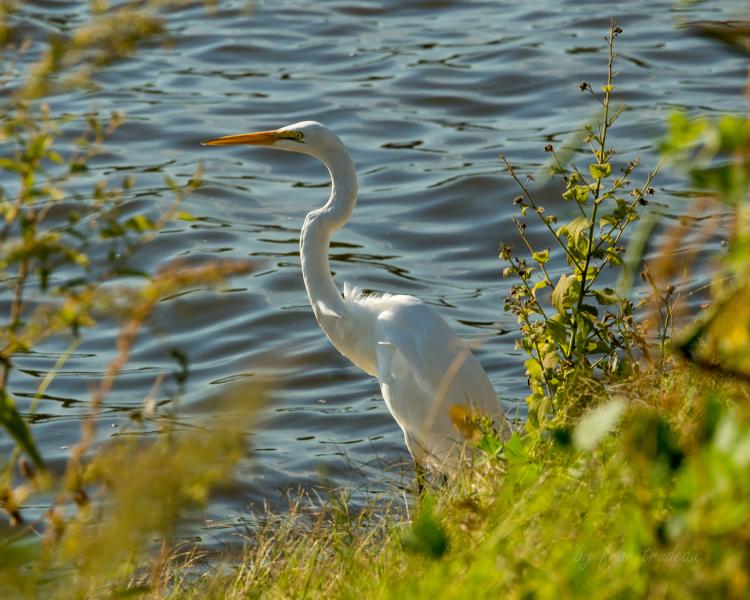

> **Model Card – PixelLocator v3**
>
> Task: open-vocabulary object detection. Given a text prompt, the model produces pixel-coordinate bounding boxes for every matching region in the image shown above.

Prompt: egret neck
[300,143,357,326]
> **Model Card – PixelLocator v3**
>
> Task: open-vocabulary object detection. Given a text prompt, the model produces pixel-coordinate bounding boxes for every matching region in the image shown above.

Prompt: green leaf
[47,150,64,164]
[504,431,525,461]
[560,216,591,248]
[0,390,44,468]
[579,304,599,320]
[564,184,591,203]
[573,185,590,203]
[532,249,550,265]
[717,115,748,153]
[477,431,503,458]
[27,134,52,160]
[525,358,543,382]
[552,273,575,313]
[536,395,552,427]
[525,392,544,428]
[546,317,568,346]
[0,158,25,173]
[402,496,448,559]
[605,248,624,265]
[660,111,709,159]
[531,279,548,298]
[593,288,619,305]
[540,344,559,370]
[589,162,612,180]
[126,214,155,232]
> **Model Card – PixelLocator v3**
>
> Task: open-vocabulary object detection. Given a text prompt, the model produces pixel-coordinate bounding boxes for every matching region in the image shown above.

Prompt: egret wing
[373,299,493,470]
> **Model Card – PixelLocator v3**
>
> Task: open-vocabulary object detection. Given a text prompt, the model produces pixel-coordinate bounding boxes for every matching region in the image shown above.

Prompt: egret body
[203,121,510,473]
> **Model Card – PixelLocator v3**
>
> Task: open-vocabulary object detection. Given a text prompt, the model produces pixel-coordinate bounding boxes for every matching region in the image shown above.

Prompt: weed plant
[500,20,658,428]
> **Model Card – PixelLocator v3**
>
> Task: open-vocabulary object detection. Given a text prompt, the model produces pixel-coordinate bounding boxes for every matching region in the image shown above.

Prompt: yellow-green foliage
[500,21,657,428]
[0,3,260,598]
[0,390,259,599]
[167,367,750,600]
[59,428,243,584]
[661,108,750,380]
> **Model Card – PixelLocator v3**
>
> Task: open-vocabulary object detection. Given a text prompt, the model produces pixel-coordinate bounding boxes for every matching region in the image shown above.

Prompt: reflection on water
[1,0,744,543]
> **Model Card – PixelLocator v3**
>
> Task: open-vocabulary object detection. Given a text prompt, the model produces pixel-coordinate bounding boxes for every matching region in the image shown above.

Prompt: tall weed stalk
[500,20,658,427]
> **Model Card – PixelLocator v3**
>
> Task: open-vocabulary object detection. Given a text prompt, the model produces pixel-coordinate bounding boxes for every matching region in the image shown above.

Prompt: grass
[135,362,750,600]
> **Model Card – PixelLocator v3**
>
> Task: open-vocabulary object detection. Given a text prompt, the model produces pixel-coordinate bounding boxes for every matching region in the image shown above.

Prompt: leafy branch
[500,20,655,428]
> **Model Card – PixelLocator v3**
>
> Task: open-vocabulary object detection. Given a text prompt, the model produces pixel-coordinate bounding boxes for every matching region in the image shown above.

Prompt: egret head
[202,121,344,161]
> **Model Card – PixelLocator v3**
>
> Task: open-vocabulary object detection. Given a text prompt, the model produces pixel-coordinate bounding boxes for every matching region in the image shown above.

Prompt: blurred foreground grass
[0,390,260,598]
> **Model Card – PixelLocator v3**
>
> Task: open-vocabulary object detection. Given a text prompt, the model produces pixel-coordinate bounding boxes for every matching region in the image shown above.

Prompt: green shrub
[500,20,659,428]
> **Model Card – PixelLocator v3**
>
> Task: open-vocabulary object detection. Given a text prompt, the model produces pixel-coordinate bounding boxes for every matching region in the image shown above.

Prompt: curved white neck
[299,145,357,325]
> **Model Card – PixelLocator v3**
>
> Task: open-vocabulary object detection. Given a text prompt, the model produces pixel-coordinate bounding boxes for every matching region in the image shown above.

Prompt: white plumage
[204,121,510,473]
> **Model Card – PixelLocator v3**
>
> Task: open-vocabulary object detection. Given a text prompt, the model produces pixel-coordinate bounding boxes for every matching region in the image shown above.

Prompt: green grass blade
[0,390,43,468]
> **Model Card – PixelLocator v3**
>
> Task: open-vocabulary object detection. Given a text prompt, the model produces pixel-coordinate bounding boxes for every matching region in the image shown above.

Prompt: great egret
[203,121,510,473]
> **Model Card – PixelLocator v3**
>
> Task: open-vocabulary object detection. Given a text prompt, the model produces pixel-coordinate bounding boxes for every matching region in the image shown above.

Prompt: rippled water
[2,0,745,543]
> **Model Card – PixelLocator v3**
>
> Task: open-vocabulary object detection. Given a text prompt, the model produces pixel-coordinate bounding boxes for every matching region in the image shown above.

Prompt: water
[2,0,745,544]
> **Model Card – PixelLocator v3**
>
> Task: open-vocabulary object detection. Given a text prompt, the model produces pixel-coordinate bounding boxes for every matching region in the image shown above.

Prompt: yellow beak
[201,129,281,146]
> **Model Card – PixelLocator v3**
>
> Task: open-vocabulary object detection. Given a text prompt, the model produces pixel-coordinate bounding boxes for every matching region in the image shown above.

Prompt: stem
[567,20,617,359]
[509,253,572,359]
[30,337,82,415]
[511,258,550,322]
[9,262,29,330]
[0,258,30,391]
[590,165,660,261]
[0,356,10,395]
[514,218,554,287]
[502,155,583,271]
[519,311,553,398]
